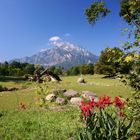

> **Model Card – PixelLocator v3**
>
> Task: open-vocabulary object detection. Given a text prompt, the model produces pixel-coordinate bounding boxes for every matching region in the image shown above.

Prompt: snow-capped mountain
[13,43,98,69]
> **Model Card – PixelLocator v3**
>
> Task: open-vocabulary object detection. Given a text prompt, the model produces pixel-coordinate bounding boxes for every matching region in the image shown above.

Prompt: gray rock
[56,97,65,105]
[51,89,66,95]
[82,91,97,100]
[77,77,86,83]
[45,93,56,101]
[70,97,83,106]
[63,89,78,97]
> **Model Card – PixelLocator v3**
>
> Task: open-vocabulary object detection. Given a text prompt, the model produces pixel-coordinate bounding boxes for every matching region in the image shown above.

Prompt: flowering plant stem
[78,96,133,140]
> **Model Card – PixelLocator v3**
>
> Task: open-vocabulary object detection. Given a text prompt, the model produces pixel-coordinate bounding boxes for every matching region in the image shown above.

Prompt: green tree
[85,0,140,89]
[48,66,63,75]
[24,64,35,75]
[94,47,125,76]
[9,68,22,76]
[87,63,94,75]
[10,61,21,69]
[66,63,94,75]
[0,61,9,76]
[66,66,80,75]
[85,1,110,25]
[80,64,88,75]
[54,67,62,75]
[119,0,140,27]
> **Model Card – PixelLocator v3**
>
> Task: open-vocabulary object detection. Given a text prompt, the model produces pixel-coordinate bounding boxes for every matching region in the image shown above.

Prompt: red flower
[80,102,92,111]
[80,106,87,111]
[104,96,112,105]
[81,101,86,106]
[119,111,125,117]
[96,95,112,108]
[114,96,125,109]
[96,97,105,108]
[80,100,95,117]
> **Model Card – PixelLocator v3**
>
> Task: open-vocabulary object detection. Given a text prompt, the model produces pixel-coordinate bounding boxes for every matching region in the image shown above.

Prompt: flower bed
[78,96,132,140]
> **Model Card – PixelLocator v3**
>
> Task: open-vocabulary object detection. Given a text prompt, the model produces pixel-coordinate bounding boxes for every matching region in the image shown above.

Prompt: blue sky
[0,0,129,62]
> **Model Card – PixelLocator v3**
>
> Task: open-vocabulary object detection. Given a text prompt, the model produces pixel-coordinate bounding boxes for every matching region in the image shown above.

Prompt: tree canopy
[0,61,36,76]
[66,63,94,76]
[94,47,129,76]
[85,0,140,89]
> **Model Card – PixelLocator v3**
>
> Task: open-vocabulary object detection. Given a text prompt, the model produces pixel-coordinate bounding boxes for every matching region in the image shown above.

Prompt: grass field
[0,108,81,140]
[0,75,134,140]
[47,75,132,97]
[0,74,133,109]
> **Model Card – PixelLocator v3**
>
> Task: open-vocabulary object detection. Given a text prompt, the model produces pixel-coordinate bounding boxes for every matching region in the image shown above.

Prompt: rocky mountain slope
[14,42,98,69]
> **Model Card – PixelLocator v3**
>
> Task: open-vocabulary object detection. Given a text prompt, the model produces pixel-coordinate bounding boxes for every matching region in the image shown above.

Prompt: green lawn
[0,75,134,140]
[49,75,133,98]
[0,75,133,109]
[0,108,80,140]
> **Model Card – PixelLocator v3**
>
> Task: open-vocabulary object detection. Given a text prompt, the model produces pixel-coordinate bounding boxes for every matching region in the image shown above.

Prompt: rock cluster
[45,89,98,106]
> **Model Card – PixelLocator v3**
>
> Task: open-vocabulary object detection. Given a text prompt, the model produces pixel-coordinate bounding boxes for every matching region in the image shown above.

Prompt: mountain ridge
[12,45,98,69]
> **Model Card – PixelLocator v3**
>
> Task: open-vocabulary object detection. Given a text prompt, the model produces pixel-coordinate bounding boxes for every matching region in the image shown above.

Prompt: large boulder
[77,77,86,83]
[70,97,83,106]
[63,89,78,98]
[45,93,56,101]
[82,91,97,101]
[56,97,65,105]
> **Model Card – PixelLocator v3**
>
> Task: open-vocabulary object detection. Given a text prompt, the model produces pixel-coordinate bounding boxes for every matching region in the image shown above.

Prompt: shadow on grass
[0,76,26,82]
[102,75,116,79]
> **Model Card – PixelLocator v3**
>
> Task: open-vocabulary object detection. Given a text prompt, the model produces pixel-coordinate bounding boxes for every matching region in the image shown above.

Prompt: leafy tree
[94,47,125,76]
[24,64,35,75]
[49,66,56,72]
[85,0,140,137]
[54,67,62,75]
[119,0,140,27]
[85,0,140,89]
[48,66,63,75]
[66,63,94,76]
[72,66,81,75]
[85,1,110,24]
[85,0,140,28]
[10,61,21,69]
[86,63,94,75]
[80,64,88,75]
[0,61,37,76]
[0,61,9,76]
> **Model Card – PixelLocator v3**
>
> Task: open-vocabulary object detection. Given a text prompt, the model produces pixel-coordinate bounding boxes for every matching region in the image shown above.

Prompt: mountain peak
[12,36,98,68]
[13,45,98,69]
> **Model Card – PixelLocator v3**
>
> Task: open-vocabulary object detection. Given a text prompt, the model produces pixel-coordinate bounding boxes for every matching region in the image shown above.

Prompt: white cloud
[49,36,61,42]
[40,35,78,52]
[48,35,80,51]
[49,36,63,47]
